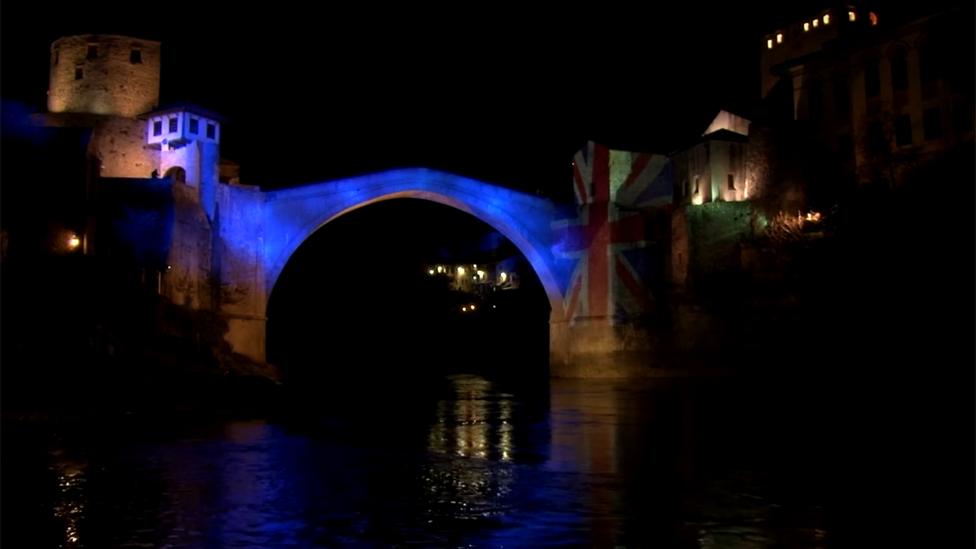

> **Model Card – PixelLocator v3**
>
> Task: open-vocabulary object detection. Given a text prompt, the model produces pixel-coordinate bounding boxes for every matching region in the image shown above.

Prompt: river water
[3,372,846,547]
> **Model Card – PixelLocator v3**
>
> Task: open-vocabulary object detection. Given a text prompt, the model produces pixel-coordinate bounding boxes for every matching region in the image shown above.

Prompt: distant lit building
[762,6,974,184]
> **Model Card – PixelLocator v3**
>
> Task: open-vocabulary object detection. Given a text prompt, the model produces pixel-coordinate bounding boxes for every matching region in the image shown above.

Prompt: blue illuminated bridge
[211,166,661,378]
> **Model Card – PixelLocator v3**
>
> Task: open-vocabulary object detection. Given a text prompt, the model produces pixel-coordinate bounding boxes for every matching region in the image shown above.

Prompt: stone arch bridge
[187,156,670,378]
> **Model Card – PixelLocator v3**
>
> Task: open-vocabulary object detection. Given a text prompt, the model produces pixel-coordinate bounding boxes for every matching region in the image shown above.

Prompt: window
[206,123,216,139]
[87,45,98,59]
[189,118,199,134]
[767,38,773,49]
[693,176,700,194]
[923,108,942,140]
[168,117,178,133]
[776,33,783,44]
[804,22,810,32]
[813,19,819,28]
[727,174,735,191]
[849,10,856,22]
[130,49,142,64]
[74,67,83,80]
[891,52,908,92]
[153,120,162,136]
[919,45,940,84]
[895,115,912,146]
[865,60,880,98]
[823,14,830,25]
[833,74,850,119]
[867,121,885,153]
[869,12,878,26]
[808,81,823,120]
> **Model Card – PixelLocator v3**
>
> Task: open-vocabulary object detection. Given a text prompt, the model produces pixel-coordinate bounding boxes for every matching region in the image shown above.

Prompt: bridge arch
[261,169,567,320]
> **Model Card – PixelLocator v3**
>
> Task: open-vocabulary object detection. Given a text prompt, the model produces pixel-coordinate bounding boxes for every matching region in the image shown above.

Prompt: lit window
[823,14,830,25]
[168,117,178,133]
[804,22,810,32]
[130,49,142,64]
[813,19,819,28]
[776,33,783,44]
[849,10,856,22]
[869,12,878,26]
[767,38,773,49]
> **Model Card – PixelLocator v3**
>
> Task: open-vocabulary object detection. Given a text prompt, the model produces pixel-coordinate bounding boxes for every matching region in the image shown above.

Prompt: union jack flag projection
[552,142,672,322]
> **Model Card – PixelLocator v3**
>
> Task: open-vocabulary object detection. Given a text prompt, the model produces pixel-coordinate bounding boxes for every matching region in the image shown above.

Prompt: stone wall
[88,117,158,178]
[48,35,160,117]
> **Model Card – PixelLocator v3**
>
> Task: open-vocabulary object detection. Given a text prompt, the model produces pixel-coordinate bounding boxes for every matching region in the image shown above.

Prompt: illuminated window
[823,14,830,25]
[869,12,878,26]
[813,19,819,28]
[767,38,773,49]
[776,33,783,44]
[206,123,216,139]
[168,117,178,133]
[130,49,142,64]
[74,67,83,80]
[189,118,199,134]
[153,120,162,136]
[86,44,98,59]
[727,174,735,191]
[849,10,856,22]
[804,22,810,31]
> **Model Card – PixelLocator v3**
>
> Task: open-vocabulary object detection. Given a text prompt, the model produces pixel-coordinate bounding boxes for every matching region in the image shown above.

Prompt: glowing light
[473,264,477,269]
[804,22,810,31]
[462,306,468,312]
[457,266,466,276]
[67,234,81,250]
[869,12,878,25]
[813,19,819,28]
[776,33,783,44]
[848,10,856,22]
[470,304,476,311]
[767,38,773,49]
[476,270,485,279]
[428,268,435,275]
[805,211,822,222]
[492,305,496,309]
[823,14,830,24]
[499,272,507,283]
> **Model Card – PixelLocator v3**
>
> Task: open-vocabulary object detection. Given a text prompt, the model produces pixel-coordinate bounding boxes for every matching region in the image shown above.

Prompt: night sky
[4,0,950,195]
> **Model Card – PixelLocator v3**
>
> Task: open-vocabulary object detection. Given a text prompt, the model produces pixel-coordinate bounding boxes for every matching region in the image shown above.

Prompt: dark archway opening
[267,199,551,392]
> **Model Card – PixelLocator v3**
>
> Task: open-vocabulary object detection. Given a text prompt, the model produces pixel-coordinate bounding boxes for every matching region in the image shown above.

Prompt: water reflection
[50,454,86,548]
[7,374,832,547]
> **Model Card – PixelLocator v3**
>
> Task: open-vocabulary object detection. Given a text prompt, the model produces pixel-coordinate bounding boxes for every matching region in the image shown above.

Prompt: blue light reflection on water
[9,374,829,548]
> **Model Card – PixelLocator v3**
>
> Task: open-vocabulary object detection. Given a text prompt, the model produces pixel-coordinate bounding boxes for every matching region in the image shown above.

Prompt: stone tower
[48,35,161,117]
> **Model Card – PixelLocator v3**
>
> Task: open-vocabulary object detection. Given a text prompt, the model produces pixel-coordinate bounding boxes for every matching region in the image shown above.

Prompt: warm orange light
[767,38,773,49]
[804,22,810,31]
[869,12,878,26]
[776,33,783,44]
[499,272,507,283]
[823,14,830,25]
[428,268,435,275]
[457,266,466,276]
[462,306,468,312]
[67,234,81,250]
[848,10,856,22]
[813,19,819,28]
[470,304,476,311]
